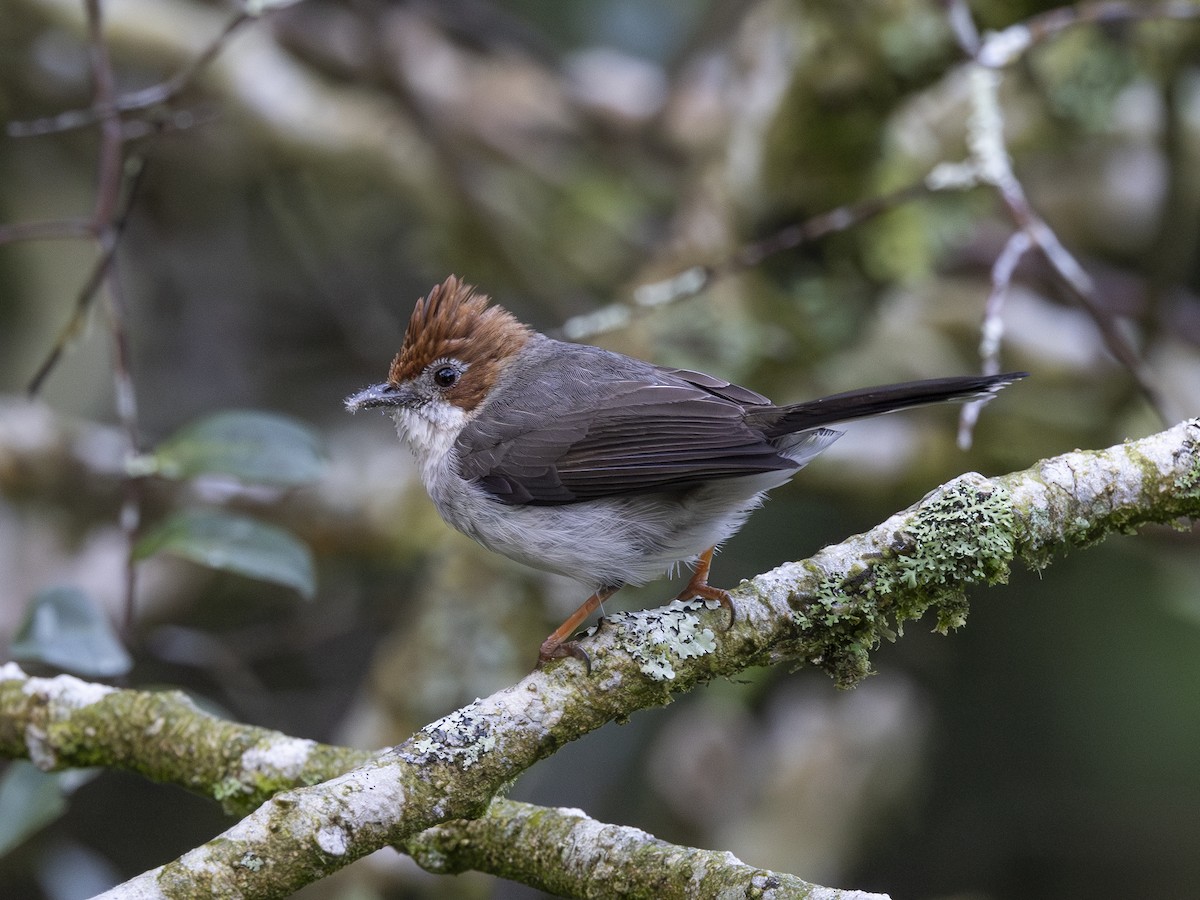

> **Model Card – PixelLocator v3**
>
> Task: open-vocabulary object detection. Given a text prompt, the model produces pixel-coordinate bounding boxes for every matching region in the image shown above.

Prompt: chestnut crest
[387,276,532,412]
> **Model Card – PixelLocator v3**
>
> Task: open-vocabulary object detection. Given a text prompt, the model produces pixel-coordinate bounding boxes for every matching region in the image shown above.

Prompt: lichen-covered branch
[407,798,888,900]
[0,665,370,818]
[0,664,879,899]
[2,420,1197,898]
[0,663,873,898]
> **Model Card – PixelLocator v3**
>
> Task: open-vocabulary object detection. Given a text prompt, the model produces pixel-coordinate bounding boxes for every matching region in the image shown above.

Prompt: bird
[346,275,1025,668]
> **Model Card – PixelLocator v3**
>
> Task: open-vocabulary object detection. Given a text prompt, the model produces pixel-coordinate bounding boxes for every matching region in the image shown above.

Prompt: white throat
[391,401,469,485]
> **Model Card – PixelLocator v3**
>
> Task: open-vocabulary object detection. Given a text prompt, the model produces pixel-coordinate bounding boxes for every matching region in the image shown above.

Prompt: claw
[535,585,619,674]
[674,547,735,629]
[536,637,591,674]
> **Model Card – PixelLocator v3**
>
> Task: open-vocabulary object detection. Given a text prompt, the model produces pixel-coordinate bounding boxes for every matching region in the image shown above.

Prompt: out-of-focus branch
[935,0,1198,426]
[559,183,932,341]
[5,9,255,138]
[958,229,1031,449]
[0,664,884,900]
[3,0,297,627]
[1,419,1194,898]
[971,0,1200,68]
[571,0,1197,418]
[407,798,887,900]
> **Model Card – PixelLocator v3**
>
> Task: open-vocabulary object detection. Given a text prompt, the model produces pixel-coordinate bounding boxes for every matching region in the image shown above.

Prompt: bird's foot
[536,636,591,673]
[674,580,735,630]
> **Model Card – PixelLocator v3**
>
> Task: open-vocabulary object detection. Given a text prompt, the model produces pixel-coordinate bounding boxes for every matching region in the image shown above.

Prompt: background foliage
[2,0,1199,897]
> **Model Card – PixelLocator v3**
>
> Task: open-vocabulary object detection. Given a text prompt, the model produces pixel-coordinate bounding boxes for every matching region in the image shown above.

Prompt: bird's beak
[344,382,412,412]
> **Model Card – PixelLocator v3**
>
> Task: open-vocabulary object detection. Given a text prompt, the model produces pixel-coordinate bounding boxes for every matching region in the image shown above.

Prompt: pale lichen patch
[315,824,350,856]
[241,736,317,780]
[24,672,116,709]
[501,683,560,734]
[404,700,497,769]
[616,599,718,681]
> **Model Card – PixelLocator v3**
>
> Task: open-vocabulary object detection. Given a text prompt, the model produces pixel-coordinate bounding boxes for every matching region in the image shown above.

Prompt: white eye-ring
[431,361,464,388]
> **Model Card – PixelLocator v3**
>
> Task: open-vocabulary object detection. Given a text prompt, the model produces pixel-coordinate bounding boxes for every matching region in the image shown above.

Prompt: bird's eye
[433,365,460,388]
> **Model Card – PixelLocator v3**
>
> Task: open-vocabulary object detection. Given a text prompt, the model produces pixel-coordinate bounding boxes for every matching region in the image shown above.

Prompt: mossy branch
[0,665,882,899]
[407,798,888,900]
[1,419,1197,898]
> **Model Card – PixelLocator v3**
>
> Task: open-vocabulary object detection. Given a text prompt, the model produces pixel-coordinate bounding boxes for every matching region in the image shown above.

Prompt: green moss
[795,477,1014,687]
[214,777,247,803]
[872,478,1014,630]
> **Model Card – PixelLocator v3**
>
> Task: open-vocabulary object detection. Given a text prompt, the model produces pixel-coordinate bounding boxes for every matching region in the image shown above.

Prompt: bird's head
[345,275,533,423]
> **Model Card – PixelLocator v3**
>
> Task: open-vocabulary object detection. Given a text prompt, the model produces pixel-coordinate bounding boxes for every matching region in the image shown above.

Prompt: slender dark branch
[6,10,254,138]
[27,161,148,399]
[1019,1,1200,51]
[1000,180,1165,414]
[560,182,932,340]
[26,236,119,397]
[85,0,123,228]
[81,0,144,631]
[731,182,932,270]
[0,219,95,245]
[965,0,1200,67]
[108,10,253,113]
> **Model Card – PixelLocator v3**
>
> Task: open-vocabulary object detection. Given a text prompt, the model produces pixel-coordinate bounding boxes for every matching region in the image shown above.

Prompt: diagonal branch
[2,420,1197,898]
[0,666,884,900]
[407,798,888,900]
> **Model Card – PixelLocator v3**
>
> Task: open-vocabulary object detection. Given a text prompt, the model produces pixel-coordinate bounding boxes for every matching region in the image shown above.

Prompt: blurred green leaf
[0,764,100,857]
[134,510,316,599]
[0,762,67,856]
[145,410,325,486]
[9,588,132,678]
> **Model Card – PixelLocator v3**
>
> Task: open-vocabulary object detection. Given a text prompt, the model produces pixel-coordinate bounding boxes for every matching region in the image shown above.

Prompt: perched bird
[346,276,1025,667]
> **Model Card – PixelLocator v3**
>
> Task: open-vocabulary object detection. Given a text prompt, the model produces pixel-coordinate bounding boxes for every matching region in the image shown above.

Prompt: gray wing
[454,347,797,506]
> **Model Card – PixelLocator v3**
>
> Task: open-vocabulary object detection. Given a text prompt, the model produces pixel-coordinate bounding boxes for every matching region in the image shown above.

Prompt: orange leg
[538,584,621,671]
[674,547,735,628]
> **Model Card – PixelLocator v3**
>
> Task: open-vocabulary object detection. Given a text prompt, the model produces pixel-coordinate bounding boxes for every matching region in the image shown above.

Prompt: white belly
[428,463,795,589]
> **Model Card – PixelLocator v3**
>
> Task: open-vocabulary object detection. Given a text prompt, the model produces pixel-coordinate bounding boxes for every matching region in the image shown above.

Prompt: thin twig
[959,230,1031,449]
[955,14,1170,419]
[26,229,121,397]
[560,182,931,340]
[977,1,1200,68]
[81,0,144,632]
[6,10,254,138]
[0,219,95,245]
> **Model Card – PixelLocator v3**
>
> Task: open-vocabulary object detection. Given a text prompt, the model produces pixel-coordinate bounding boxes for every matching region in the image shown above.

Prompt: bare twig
[976,1,1200,68]
[78,0,145,631]
[959,230,1031,449]
[560,182,931,340]
[6,10,254,138]
[0,219,95,244]
[26,159,147,398]
[933,2,1200,430]
[6,0,266,630]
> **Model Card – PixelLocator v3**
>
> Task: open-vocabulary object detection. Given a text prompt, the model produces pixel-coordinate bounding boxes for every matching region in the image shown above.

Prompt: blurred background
[2,0,1200,897]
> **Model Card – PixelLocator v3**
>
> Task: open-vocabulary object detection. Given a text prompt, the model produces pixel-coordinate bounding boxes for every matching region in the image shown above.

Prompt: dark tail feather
[751,372,1027,438]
